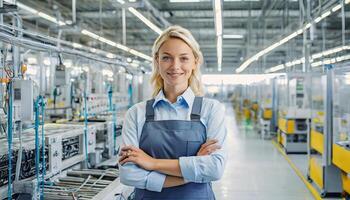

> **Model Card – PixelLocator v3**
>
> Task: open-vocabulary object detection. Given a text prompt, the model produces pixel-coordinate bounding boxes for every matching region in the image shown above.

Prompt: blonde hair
[150,25,204,97]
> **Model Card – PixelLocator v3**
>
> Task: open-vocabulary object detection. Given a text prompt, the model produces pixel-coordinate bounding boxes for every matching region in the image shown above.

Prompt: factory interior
[0,0,350,199]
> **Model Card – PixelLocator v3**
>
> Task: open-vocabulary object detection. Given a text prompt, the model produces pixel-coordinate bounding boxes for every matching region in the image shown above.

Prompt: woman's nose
[170,58,181,69]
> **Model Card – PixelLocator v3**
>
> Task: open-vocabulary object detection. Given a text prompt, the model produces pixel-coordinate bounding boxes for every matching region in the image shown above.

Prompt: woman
[119,25,227,200]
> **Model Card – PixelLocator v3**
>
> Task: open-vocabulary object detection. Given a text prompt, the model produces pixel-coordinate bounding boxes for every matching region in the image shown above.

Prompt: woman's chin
[165,80,188,88]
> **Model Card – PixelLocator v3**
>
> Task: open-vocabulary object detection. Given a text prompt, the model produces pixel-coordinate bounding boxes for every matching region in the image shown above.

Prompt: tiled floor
[212,104,315,200]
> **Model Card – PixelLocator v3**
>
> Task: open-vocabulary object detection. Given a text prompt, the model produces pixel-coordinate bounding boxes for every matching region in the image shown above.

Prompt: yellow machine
[257,78,275,139]
[307,74,342,198]
[331,70,350,197]
[276,74,310,153]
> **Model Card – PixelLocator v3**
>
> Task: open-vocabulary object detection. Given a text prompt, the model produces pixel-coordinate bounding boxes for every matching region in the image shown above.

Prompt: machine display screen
[14,88,21,100]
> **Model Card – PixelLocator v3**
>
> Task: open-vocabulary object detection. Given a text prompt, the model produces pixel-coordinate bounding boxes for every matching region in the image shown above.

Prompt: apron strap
[145,99,155,121]
[191,97,203,121]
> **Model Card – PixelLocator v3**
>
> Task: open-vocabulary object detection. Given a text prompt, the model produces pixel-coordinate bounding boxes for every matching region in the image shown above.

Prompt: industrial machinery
[257,78,274,139]
[245,84,259,127]
[0,15,147,200]
[277,73,311,153]
[307,70,342,197]
[46,57,73,121]
[332,67,350,197]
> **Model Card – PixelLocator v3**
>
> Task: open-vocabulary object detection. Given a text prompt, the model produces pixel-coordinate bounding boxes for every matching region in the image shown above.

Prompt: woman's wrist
[152,158,159,171]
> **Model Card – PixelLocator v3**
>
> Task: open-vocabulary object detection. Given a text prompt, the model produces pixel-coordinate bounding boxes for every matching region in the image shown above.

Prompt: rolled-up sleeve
[119,106,166,192]
[179,101,227,183]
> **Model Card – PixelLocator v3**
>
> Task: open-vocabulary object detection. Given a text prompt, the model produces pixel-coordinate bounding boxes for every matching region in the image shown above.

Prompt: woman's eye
[161,56,170,61]
[181,57,189,62]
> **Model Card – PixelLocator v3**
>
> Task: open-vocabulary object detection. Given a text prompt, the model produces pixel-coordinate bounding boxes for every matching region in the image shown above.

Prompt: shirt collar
[153,87,195,108]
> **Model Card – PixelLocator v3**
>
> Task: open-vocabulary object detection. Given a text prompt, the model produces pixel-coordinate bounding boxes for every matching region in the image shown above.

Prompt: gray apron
[134,97,215,200]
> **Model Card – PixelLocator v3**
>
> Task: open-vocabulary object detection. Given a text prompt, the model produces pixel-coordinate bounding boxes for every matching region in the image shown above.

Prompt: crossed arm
[118,139,221,188]
[118,102,227,191]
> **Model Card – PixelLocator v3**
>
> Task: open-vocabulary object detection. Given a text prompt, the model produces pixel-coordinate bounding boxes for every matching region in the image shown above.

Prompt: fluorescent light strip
[214,0,222,36]
[236,2,348,73]
[311,54,350,67]
[5,0,151,61]
[223,34,244,39]
[4,0,66,26]
[214,0,222,72]
[72,42,83,48]
[128,7,162,35]
[81,29,151,61]
[170,0,202,2]
[265,45,350,73]
[217,36,222,71]
[224,0,260,1]
[117,0,162,35]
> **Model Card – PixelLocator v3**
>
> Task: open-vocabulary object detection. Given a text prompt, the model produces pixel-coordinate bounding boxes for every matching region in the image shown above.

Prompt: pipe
[122,8,126,46]
[0,0,3,25]
[0,29,130,69]
[7,81,13,200]
[341,0,345,46]
[0,23,129,67]
[83,90,89,167]
[34,96,43,200]
[112,104,117,155]
[41,98,46,200]
[12,14,22,78]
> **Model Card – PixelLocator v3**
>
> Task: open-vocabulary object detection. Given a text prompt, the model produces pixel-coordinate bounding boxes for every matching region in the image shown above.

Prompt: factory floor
[212,104,315,200]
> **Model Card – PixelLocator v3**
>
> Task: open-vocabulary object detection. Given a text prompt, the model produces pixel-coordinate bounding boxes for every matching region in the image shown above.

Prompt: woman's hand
[118,146,156,171]
[197,139,221,156]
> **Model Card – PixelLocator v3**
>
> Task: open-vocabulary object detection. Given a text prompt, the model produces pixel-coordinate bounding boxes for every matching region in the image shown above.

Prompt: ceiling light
[314,16,322,23]
[81,29,100,40]
[217,36,222,72]
[116,44,131,52]
[266,45,350,73]
[223,34,243,39]
[214,0,222,72]
[72,42,83,48]
[265,64,284,73]
[332,4,342,12]
[81,29,151,61]
[237,3,341,73]
[128,7,162,35]
[115,0,163,35]
[169,0,202,2]
[65,20,73,25]
[224,0,260,1]
[321,11,331,18]
[15,2,38,14]
[106,53,116,59]
[4,0,66,26]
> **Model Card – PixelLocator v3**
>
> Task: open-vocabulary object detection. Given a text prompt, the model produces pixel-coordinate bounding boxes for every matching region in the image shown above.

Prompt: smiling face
[156,37,197,91]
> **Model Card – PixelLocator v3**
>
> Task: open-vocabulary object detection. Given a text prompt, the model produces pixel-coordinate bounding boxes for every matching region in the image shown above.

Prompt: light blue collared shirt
[119,87,227,192]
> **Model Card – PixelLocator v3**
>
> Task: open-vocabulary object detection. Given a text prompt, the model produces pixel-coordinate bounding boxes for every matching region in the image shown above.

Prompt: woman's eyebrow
[161,52,189,56]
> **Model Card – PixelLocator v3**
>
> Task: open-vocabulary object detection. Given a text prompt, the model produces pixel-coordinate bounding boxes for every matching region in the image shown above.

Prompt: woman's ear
[194,58,199,70]
[154,54,159,68]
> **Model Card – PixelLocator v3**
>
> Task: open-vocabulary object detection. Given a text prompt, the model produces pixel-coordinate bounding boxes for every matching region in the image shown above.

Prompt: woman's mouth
[167,72,184,77]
